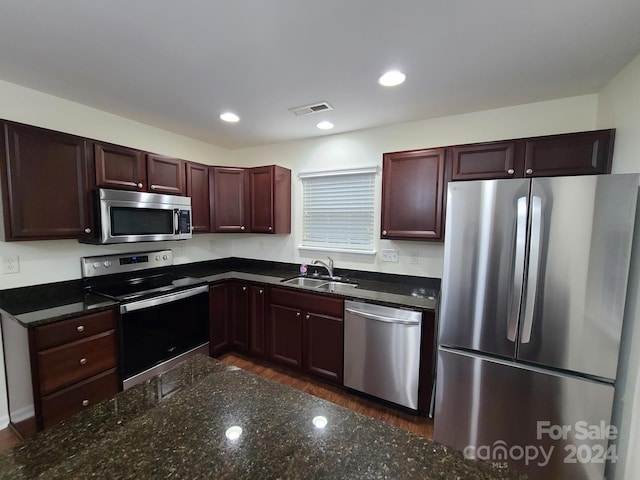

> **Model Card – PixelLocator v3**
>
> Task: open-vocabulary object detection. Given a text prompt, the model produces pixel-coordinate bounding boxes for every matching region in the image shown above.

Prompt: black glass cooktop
[86,273,206,302]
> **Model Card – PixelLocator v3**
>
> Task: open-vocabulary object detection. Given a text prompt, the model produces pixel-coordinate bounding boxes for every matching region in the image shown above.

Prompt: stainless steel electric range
[81,250,209,390]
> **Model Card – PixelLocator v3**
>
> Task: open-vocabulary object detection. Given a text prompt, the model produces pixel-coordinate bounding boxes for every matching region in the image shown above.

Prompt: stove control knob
[163,254,168,260]
[93,262,101,269]
[103,261,112,268]
[155,255,161,261]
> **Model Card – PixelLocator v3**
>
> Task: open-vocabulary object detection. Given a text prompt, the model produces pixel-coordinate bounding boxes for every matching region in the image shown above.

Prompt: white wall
[231,95,599,278]
[596,52,640,480]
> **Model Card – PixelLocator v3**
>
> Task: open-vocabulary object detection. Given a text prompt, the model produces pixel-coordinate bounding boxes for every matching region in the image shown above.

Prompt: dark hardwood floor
[219,352,434,440]
[0,353,434,453]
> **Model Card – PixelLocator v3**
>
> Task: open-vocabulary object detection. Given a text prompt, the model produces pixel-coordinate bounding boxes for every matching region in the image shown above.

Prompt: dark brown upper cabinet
[0,122,96,241]
[94,142,186,195]
[381,148,446,241]
[248,165,291,234]
[146,154,186,195]
[522,129,614,177]
[451,141,519,180]
[94,142,146,191]
[450,129,614,181]
[211,167,248,233]
[186,162,211,233]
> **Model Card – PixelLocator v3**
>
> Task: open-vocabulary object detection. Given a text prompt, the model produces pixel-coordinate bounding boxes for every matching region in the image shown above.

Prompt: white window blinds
[300,167,376,253]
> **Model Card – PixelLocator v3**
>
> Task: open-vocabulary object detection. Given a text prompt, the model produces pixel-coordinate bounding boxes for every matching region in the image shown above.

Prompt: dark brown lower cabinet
[268,304,303,368]
[303,312,343,384]
[229,283,250,351]
[1,308,120,438]
[248,285,267,356]
[269,288,344,384]
[209,283,230,357]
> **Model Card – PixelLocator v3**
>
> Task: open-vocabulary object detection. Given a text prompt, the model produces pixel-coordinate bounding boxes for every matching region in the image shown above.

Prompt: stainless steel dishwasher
[343,300,422,410]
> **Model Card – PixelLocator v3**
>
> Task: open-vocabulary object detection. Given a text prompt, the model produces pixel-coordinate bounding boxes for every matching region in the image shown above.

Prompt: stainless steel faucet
[311,257,334,278]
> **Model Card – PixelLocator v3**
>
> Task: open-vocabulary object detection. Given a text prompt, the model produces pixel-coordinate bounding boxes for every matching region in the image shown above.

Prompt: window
[299,167,377,254]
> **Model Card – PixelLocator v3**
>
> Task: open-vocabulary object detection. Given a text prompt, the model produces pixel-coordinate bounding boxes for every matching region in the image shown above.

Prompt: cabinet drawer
[35,309,117,350]
[37,331,117,395]
[270,288,343,317]
[41,368,119,428]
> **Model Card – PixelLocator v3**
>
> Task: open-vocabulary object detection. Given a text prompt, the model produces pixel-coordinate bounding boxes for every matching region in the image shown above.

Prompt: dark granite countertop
[0,355,523,480]
[0,258,439,328]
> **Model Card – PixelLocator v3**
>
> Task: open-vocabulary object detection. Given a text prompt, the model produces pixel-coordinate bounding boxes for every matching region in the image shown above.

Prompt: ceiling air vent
[289,102,334,117]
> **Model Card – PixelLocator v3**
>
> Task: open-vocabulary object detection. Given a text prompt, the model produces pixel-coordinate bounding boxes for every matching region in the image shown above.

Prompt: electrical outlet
[410,251,419,265]
[2,255,20,274]
[380,249,399,263]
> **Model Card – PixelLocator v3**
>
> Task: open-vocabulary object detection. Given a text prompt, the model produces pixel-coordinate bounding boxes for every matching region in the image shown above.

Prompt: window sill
[298,245,377,256]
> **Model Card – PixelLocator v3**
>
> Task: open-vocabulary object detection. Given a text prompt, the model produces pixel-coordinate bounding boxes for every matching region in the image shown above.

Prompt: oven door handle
[120,285,209,314]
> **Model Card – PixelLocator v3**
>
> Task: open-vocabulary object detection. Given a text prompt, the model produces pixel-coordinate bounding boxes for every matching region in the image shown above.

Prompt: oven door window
[111,207,174,236]
[120,291,209,379]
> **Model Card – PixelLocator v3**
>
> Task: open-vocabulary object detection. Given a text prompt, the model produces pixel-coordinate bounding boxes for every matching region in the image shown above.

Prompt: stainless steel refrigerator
[434,174,638,480]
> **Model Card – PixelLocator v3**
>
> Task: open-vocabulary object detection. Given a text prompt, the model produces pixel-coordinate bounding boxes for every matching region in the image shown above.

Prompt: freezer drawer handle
[521,195,542,343]
[508,196,528,342]
[345,308,421,326]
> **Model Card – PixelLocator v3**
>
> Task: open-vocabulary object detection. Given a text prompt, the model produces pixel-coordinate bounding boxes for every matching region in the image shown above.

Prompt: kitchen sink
[280,277,328,287]
[315,281,358,293]
[280,276,358,292]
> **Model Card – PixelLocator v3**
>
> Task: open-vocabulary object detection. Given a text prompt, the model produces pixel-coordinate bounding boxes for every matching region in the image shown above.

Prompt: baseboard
[0,414,9,430]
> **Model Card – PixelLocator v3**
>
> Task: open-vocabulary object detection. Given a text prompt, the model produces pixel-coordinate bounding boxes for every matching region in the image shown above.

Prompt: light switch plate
[380,249,399,263]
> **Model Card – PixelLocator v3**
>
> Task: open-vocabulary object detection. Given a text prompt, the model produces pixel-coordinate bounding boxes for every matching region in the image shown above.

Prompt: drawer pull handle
[82,399,89,407]
[79,358,87,365]
[76,325,85,332]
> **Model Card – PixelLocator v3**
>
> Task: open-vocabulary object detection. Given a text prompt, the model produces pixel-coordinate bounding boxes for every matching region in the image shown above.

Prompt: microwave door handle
[174,209,179,234]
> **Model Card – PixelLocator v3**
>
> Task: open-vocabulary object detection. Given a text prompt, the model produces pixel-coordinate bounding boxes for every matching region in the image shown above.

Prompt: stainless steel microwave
[81,188,193,244]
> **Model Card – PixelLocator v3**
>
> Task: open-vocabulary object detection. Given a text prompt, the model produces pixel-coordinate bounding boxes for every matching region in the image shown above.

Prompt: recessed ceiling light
[316,121,334,130]
[378,70,406,87]
[220,112,240,123]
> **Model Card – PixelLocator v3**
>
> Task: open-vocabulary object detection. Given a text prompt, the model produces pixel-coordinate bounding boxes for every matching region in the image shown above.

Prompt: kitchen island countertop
[0,355,524,480]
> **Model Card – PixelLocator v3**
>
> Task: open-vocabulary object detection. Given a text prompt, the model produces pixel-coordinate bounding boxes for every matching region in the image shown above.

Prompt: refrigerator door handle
[507,196,528,342]
[521,195,542,343]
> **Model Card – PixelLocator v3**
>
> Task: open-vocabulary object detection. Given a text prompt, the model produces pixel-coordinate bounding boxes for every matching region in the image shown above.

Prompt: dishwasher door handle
[345,308,421,326]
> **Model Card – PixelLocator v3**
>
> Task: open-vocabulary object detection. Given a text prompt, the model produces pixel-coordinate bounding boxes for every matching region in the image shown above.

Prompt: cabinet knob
[150,184,157,190]
[77,325,85,332]
[84,228,92,234]
[306,314,310,320]
[79,358,87,365]
[242,286,247,291]
[507,169,515,175]
[296,312,301,317]
[525,168,533,175]
[137,182,143,188]
[240,226,245,231]
[82,399,89,407]
[268,226,273,232]
[259,289,263,294]
[382,230,387,236]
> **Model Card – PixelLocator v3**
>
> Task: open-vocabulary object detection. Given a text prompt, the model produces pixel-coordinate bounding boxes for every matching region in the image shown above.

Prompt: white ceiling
[1,1,640,150]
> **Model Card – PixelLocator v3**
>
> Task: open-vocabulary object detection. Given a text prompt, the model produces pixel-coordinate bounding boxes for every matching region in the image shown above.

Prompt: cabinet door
[268,304,303,368]
[1,122,95,240]
[381,148,446,240]
[248,166,275,233]
[146,154,186,195]
[249,285,267,356]
[94,142,146,191]
[450,141,519,180]
[523,129,614,177]
[303,312,343,384]
[249,165,291,234]
[230,283,249,351]
[209,284,230,357]
[211,167,248,233]
[186,162,211,232]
